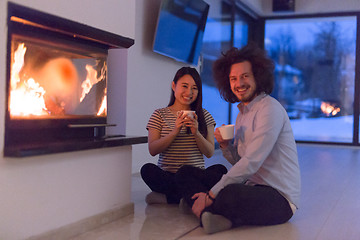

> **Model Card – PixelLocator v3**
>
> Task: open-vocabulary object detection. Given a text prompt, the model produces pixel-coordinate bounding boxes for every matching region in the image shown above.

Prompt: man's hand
[215,126,230,148]
[191,192,214,218]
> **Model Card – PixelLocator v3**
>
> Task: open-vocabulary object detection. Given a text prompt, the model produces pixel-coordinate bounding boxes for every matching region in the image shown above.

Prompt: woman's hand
[148,110,188,156]
[191,192,214,218]
[183,112,198,135]
[173,111,188,134]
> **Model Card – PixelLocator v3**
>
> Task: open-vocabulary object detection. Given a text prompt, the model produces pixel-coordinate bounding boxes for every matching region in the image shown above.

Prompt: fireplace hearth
[4,3,147,157]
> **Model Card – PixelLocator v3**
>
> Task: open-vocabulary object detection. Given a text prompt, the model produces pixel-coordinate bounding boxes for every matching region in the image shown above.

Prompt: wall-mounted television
[153,0,209,66]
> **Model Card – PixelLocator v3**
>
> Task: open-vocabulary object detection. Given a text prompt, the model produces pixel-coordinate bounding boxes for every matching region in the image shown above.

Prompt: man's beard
[235,88,257,104]
[242,92,256,103]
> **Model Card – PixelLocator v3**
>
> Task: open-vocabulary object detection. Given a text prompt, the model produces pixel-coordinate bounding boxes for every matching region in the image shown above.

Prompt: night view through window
[265,16,356,143]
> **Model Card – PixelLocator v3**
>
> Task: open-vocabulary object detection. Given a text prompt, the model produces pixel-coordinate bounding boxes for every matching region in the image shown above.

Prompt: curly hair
[212,43,274,103]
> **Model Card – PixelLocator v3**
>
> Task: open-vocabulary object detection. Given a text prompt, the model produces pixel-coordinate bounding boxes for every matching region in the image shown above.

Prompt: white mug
[180,110,195,119]
[218,124,235,140]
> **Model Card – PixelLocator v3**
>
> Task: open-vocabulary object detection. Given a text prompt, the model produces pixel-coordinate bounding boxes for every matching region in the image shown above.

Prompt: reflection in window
[201,1,233,127]
[265,16,356,143]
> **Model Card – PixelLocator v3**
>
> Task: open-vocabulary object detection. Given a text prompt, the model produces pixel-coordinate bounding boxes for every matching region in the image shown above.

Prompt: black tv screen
[153,0,209,66]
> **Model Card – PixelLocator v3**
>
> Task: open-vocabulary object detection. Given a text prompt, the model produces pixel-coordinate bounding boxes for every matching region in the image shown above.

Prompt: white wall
[127,0,190,173]
[0,0,136,239]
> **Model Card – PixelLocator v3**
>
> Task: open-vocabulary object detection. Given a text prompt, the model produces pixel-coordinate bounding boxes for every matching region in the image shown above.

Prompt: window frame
[207,2,360,146]
[262,11,360,146]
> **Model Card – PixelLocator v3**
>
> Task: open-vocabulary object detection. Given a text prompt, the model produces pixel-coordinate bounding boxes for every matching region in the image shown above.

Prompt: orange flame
[10,78,48,116]
[10,43,107,117]
[11,43,26,89]
[80,62,107,103]
[9,44,48,117]
[321,102,340,116]
[97,95,107,116]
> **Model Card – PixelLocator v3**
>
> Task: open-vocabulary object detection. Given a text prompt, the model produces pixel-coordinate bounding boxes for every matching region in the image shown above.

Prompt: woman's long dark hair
[212,43,275,103]
[168,67,208,137]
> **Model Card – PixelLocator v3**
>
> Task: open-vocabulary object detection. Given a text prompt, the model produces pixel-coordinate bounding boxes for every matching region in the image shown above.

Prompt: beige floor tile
[72,144,360,240]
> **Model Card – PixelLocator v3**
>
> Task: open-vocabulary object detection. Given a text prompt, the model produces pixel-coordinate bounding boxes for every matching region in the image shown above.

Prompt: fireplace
[4,2,137,157]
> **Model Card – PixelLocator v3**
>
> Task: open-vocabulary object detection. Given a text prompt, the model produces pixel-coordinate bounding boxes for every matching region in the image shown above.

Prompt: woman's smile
[182,95,193,102]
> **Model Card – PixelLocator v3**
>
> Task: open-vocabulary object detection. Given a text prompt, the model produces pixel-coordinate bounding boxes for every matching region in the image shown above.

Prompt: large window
[265,16,357,143]
[201,1,234,127]
[201,3,359,146]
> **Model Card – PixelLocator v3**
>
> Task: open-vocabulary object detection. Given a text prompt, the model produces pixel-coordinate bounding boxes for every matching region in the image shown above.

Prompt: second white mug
[218,124,235,140]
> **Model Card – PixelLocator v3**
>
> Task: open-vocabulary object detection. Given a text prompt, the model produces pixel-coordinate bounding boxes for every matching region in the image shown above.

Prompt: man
[176,43,301,234]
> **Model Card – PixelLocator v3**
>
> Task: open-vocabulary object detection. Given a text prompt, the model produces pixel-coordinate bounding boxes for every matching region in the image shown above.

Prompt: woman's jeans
[141,163,227,204]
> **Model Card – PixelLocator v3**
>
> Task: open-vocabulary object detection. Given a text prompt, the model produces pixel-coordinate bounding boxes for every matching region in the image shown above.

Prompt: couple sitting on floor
[141,44,301,234]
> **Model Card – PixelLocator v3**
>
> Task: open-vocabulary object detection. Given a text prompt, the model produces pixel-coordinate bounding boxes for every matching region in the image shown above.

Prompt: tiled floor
[71,144,360,240]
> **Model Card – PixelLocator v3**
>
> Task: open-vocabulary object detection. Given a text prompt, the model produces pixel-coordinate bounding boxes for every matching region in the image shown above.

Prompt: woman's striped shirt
[147,107,216,173]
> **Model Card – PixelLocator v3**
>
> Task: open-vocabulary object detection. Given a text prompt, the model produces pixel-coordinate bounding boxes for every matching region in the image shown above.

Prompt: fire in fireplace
[5,2,134,156]
[10,42,107,118]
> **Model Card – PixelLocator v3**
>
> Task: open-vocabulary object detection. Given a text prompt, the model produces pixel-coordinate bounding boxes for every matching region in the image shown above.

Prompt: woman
[141,67,227,205]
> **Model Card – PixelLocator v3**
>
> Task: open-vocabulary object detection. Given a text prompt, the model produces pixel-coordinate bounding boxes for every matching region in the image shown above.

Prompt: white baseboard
[27,202,134,240]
